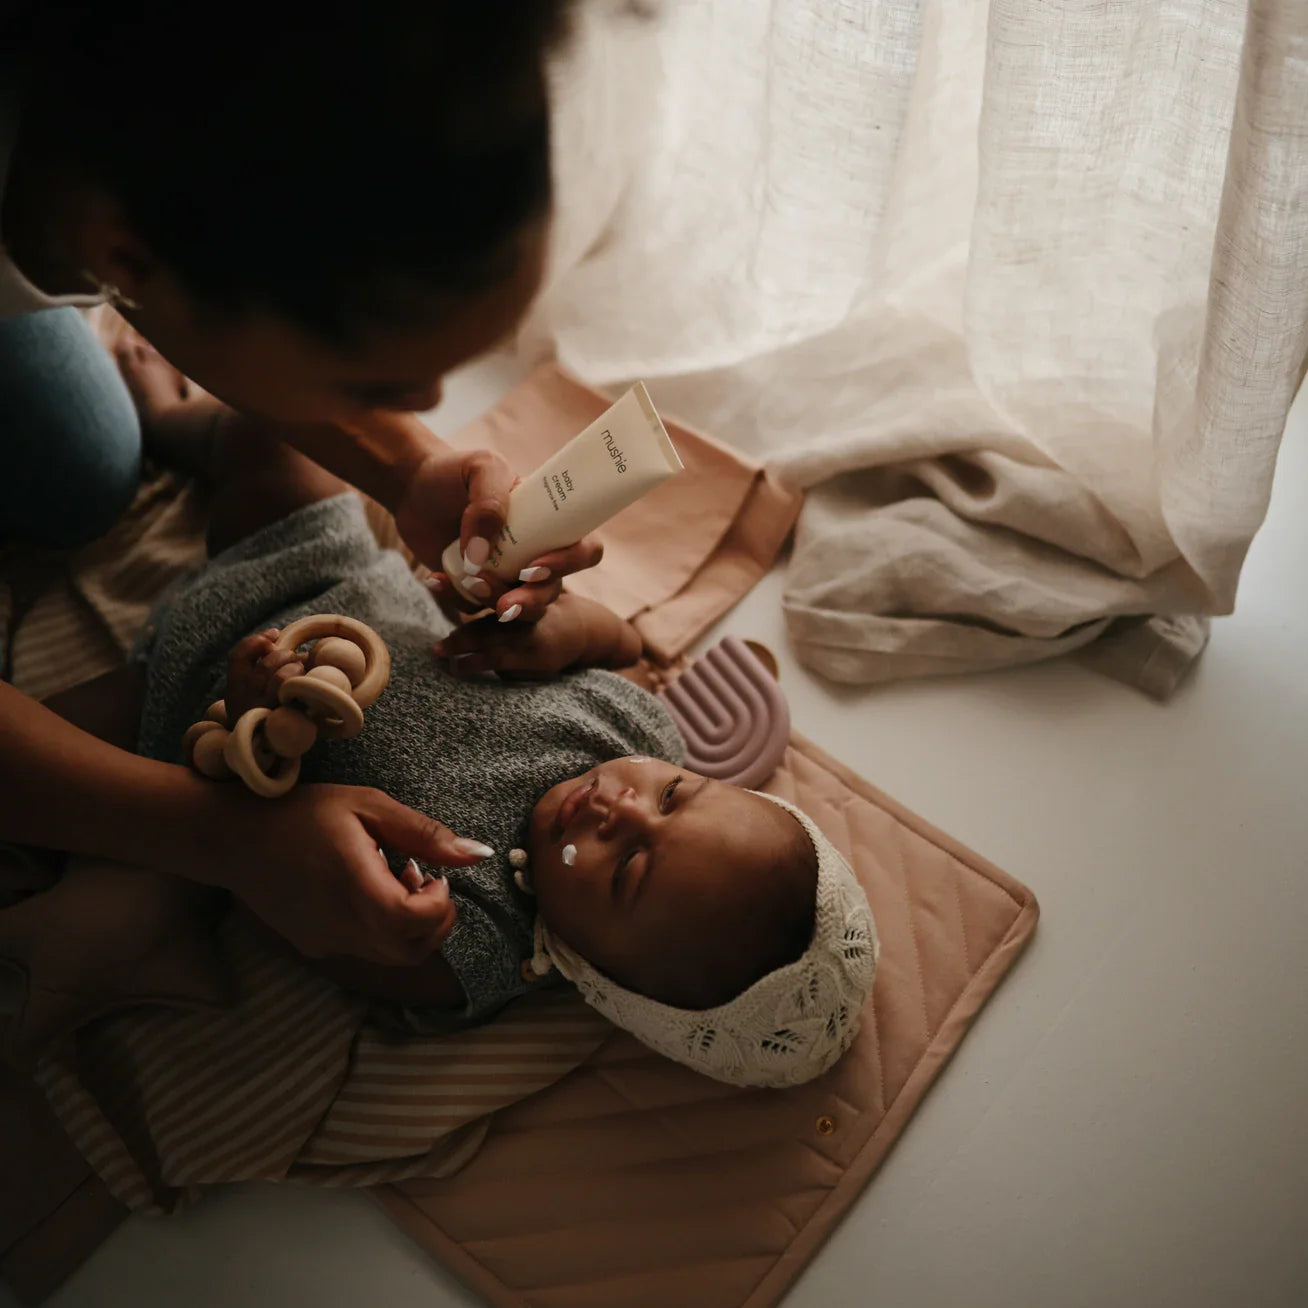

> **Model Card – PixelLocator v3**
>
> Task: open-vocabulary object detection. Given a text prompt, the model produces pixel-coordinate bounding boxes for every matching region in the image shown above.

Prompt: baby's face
[527,757,802,1007]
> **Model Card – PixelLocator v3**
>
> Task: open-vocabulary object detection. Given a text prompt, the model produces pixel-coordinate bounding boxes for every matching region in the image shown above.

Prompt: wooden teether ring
[263,705,317,758]
[183,718,225,761]
[309,636,368,686]
[275,615,389,709]
[182,614,389,795]
[223,707,301,798]
[184,721,234,780]
[278,673,365,740]
[306,664,353,694]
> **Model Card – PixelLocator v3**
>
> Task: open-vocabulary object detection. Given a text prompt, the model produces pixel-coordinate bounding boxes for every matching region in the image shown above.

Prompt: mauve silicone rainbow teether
[657,636,790,789]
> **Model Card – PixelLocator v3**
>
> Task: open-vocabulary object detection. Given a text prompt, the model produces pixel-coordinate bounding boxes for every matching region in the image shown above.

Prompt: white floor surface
[8,359,1306,1308]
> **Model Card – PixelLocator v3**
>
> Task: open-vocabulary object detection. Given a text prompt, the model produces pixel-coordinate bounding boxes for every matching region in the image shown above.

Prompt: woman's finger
[361,866,458,963]
[358,789,496,871]
[424,572,486,623]
[399,858,426,893]
[458,451,513,570]
[517,535,604,583]
[398,891,459,961]
[492,577,563,624]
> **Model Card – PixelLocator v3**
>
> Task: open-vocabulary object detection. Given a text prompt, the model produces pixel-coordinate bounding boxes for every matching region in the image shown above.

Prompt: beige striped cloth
[33,913,608,1214]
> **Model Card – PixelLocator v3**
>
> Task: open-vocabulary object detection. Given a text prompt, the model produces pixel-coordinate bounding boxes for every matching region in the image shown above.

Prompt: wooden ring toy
[277,673,365,740]
[182,718,226,762]
[223,707,301,798]
[276,615,390,709]
[263,705,317,758]
[182,614,389,798]
[189,724,234,781]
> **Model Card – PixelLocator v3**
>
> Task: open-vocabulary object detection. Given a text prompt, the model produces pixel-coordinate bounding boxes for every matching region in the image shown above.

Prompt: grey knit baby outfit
[136,493,683,1026]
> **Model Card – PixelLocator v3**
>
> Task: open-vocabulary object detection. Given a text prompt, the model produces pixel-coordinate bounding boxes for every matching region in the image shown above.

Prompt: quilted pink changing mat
[377,733,1039,1308]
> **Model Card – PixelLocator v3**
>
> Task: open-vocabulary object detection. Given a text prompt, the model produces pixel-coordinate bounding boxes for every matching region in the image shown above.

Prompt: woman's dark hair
[10,2,574,341]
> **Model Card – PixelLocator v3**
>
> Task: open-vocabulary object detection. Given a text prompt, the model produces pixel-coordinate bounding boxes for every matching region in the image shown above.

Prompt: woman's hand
[396,446,603,623]
[0,679,479,969]
[196,782,494,966]
[273,411,603,619]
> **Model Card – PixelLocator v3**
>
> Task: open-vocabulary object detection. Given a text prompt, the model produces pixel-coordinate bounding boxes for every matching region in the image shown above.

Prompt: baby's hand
[224,629,306,719]
[431,594,588,680]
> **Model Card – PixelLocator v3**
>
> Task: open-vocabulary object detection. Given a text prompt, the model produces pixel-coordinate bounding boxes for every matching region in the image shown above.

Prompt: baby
[130,419,879,1088]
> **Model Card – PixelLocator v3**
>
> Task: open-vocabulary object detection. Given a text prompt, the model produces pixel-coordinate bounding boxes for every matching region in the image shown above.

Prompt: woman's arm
[271,411,604,621]
[0,679,223,870]
[273,411,453,527]
[0,679,482,965]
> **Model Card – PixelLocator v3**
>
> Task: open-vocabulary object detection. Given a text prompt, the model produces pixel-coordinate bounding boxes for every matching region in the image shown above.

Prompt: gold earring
[80,269,141,311]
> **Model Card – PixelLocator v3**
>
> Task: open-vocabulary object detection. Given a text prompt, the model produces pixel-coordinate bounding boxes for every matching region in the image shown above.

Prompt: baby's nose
[593,784,642,836]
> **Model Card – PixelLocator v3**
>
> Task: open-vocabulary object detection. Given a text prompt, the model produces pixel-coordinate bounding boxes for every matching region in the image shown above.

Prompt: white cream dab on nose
[627,755,652,763]
[561,844,577,866]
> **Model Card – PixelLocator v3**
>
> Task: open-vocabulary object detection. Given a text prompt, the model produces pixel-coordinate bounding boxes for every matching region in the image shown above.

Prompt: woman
[0,1,595,967]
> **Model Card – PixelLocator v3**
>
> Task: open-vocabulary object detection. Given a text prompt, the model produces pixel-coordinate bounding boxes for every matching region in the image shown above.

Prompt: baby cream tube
[441,382,683,598]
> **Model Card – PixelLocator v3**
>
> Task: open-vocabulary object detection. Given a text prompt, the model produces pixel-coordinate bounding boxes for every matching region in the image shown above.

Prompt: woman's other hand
[199,783,495,965]
[396,445,603,622]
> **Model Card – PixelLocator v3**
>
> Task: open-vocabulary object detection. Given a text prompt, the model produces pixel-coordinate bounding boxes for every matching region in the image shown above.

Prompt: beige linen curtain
[521,0,1308,696]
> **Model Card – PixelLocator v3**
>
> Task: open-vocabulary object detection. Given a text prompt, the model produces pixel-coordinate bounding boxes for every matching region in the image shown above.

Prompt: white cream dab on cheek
[561,844,577,867]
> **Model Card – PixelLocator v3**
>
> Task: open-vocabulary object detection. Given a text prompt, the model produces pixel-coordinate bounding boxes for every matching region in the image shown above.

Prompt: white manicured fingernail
[426,575,446,591]
[465,577,491,600]
[519,566,550,584]
[561,844,577,867]
[454,839,495,859]
[499,604,522,624]
[464,536,490,570]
